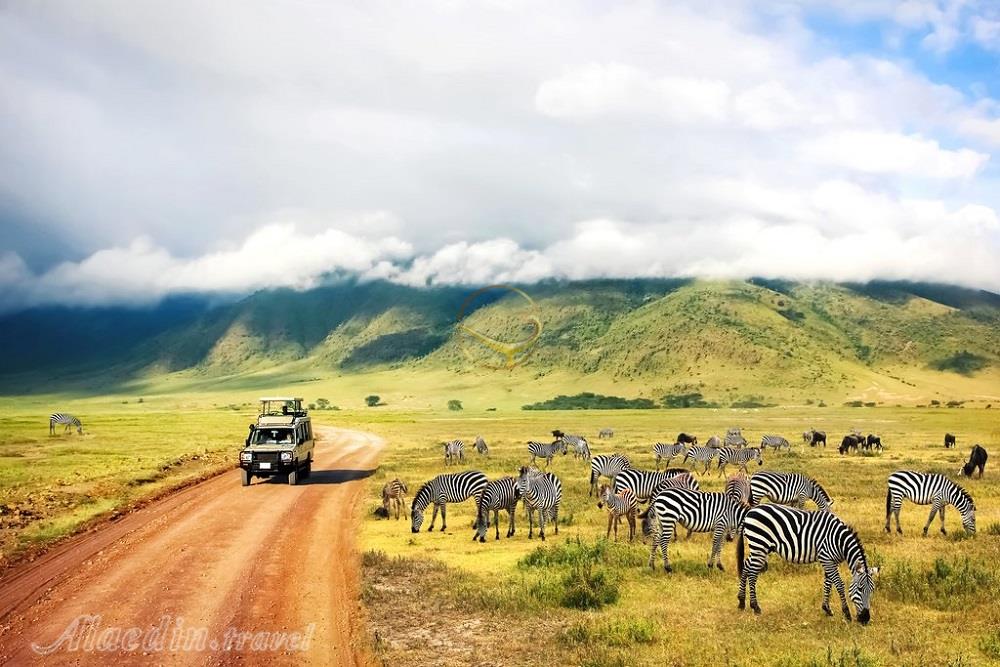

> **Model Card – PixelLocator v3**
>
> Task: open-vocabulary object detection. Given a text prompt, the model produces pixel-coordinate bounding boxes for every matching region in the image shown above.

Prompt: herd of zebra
[379,425,990,624]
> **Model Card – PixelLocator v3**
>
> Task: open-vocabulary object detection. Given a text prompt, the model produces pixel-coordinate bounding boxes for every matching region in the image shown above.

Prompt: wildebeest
[705,435,722,448]
[839,435,862,455]
[804,429,826,447]
[865,434,882,452]
[960,445,988,479]
[944,433,956,449]
[677,432,698,445]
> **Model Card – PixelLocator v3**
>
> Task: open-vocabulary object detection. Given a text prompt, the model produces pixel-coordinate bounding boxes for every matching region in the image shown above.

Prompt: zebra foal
[596,484,637,542]
[474,477,520,542]
[381,478,408,519]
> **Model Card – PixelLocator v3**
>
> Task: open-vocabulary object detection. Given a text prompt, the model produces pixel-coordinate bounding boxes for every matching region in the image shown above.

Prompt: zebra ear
[869,566,880,577]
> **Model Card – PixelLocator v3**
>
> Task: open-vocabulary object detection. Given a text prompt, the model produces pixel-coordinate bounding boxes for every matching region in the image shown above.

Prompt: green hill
[1,279,998,405]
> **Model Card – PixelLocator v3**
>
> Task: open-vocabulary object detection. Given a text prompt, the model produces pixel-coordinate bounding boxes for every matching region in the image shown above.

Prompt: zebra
[760,435,790,452]
[613,467,691,501]
[381,478,408,520]
[443,440,464,466]
[516,466,562,541]
[683,445,719,473]
[885,471,976,536]
[705,435,722,449]
[725,428,747,448]
[527,440,567,467]
[642,475,751,571]
[596,484,637,541]
[717,447,763,476]
[589,453,631,496]
[49,413,82,435]
[650,471,700,495]
[411,471,488,533]
[598,428,614,439]
[474,435,489,456]
[749,471,833,511]
[555,432,591,460]
[737,504,878,623]
[653,442,687,469]
[473,477,520,542]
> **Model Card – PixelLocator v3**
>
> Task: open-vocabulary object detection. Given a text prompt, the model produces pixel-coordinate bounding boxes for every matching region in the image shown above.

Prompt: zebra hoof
[940,528,947,535]
[716,563,725,572]
[922,528,928,536]
[884,525,890,534]
[738,597,745,610]
[664,565,673,573]
[751,604,761,615]
[842,607,852,622]
[479,536,485,543]
[822,604,832,616]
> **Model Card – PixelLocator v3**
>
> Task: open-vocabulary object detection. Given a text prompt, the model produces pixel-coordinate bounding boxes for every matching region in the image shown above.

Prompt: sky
[1,0,999,311]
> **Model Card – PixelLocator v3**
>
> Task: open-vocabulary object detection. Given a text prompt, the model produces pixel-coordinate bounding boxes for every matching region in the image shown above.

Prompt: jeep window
[253,428,294,445]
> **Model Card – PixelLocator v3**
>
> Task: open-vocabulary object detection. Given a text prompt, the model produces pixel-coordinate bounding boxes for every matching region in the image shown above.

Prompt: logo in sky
[455,285,542,370]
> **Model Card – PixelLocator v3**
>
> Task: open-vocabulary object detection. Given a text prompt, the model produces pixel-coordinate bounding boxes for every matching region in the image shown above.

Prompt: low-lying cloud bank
[2,197,997,312]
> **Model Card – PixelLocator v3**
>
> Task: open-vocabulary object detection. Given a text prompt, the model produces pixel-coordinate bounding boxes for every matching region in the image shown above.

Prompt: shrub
[365,395,381,407]
[881,558,1000,610]
[316,398,330,409]
[560,560,620,610]
[931,351,989,376]
[981,630,1000,661]
[522,392,656,410]
[447,399,463,411]
[843,400,864,407]
[661,392,718,408]
[562,618,657,647]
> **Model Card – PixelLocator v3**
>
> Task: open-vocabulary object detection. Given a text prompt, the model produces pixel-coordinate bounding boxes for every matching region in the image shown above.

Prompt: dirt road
[0,426,384,666]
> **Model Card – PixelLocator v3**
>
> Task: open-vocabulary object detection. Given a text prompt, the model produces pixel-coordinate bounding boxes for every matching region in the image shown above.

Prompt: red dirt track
[0,427,384,666]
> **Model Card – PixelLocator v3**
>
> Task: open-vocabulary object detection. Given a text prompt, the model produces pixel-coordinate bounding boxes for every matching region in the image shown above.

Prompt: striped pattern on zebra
[650,471,700,495]
[381,478,409,520]
[682,445,719,473]
[596,484,637,541]
[653,442,687,469]
[474,477,520,542]
[885,470,976,536]
[750,471,832,510]
[589,453,631,496]
[411,471,488,533]
[716,447,763,476]
[725,428,747,448]
[557,433,591,460]
[49,413,82,435]
[474,435,489,456]
[517,466,562,541]
[760,435,790,452]
[737,504,878,623]
[613,467,691,501]
[443,440,465,465]
[527,440,567,467]
[642,475,751,571]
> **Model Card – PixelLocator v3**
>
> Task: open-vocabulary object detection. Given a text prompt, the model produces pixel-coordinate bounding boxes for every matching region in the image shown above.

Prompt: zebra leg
[527,507,535,539]
[627,510,636,542]
[893,500,903,534]
[606,512,613,540]
[824,564,851,620]
[655,455,661,470]
[506,507,516,538]
[428,504,439,531]
[939,504,947,534]
[552,504,559,535]
[709,524,725,571]
[923,500,941,536]
[440,503,447,532]
[747,553,766,614]
[494,509,501,541]
[538,508,547,541]
[660,521,676,572]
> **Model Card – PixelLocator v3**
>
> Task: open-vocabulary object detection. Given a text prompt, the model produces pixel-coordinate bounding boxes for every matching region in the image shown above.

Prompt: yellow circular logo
[454,285,542,370]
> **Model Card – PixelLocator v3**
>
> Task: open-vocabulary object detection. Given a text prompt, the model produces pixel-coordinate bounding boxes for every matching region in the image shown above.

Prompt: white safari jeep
[239,397,315,486]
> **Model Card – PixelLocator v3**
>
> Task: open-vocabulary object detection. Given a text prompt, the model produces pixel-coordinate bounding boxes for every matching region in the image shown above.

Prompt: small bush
[562,617,657,647]
[985,522,1000,536]
[661,392,718,408]
[981,630,1000,661]
[843,400,864,408]
[447,399,463,411]
[365,395,382,407]
[520,537,645,569]
[523,392,656,410]
[882,558,1000,610]
[931,351,989,376]
[560,561,620,610]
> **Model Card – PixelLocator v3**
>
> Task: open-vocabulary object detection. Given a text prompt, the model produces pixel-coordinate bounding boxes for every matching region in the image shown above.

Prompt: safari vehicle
[239,397,314,486]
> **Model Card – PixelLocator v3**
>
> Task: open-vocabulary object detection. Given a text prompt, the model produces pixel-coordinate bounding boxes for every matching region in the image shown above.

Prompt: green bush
[980,630,1000,661]
[843,400,864,407]
[661,392,718,408]
[447,399,463,411]
[522,392,656,410]
[931,351,989,376]
[882,558,1000,610]
[560,560,619,610]
[562,618,657,647]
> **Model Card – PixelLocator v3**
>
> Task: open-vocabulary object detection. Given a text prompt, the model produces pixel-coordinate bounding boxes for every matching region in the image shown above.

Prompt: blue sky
[0,1,998,310]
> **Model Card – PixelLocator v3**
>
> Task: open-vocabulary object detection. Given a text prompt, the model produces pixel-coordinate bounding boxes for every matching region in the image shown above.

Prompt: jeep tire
[241,469,251,487]
[288,466,298,486]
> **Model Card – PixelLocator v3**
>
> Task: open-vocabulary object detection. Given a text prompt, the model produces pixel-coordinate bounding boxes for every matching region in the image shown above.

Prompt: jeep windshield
[251,428,294,445]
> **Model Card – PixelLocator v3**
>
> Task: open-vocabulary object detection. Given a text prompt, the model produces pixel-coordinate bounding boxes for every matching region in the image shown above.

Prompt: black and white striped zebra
[653,442,686,469]
[650,471,700,495]
[885,471,976,536]
[559,433,591,460]
[613,467,691,501]
[683,445,719,473]
[725,428,747,448]
[411,471,488,533]
[737,504,878,623]
[642,475,751,572]
[516,466,562,540]
[596,484,638,541]
[473,477,520,542]
[760,435,790,452]
[49,413,82,435]
[717,447,763,476]
[474,435,489,456]
[527,439,567,467]
[381,478,409,520]
[443,440,464,466]
[750,471,832,510]
[589,453,631,496]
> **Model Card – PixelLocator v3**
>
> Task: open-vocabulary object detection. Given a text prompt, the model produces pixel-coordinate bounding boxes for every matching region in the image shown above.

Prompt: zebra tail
[736,528,746,577]
[885,487,890,518]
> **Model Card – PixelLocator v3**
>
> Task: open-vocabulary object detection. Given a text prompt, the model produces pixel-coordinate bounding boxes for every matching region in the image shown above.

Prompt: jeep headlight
[239,451,252,462]
[280,451,293,462]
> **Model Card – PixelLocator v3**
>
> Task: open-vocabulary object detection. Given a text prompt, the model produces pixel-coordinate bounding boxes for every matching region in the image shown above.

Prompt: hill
[1,279,997,406]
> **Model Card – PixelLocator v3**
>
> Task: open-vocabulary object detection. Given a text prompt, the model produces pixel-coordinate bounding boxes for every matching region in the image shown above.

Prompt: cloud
[800,131,989,178]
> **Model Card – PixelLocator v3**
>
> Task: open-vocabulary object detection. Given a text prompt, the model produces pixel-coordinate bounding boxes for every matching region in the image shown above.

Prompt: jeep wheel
[288,467,298,486]
[241,469,251,487]
[303,459,312,479]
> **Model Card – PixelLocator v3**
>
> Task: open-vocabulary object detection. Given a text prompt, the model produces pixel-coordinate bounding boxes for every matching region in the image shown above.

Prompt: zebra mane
[808,476,831,501]
[949,479,975,509]
[842,523,869,569]
[411,482,433,511]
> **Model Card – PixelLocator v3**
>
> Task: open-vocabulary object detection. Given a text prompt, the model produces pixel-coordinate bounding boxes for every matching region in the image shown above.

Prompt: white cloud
[800,131,989,178]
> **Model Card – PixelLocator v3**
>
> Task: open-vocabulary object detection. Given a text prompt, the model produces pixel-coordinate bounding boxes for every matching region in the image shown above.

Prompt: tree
[308,403,316,410]
[447,399,463,411]
[365,395,381,407]
[316,398,330,410]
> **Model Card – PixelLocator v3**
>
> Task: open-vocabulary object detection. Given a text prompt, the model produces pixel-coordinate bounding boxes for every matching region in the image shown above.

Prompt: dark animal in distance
[839,435,862,455]
[677,432,698,445]
[803,429,827,447]
[944,433,956,449]
[861,434,882,453]
[960,445,988,479]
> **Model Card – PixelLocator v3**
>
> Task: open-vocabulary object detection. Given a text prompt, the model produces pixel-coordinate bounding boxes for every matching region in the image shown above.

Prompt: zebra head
[595,484,611,509]
[410,507,424,533]
[951,485,977,534]
[810,479,833,511]
[849,562,879,625]
[752,448,763,466]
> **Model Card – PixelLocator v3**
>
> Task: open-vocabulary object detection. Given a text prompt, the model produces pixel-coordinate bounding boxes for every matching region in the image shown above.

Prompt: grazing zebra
[596,484,637,541]
[527,440,567,467]
[443,440,465,465]
[705,435,722,449]
[517,466,562,541]
[760,435,790,452]
[381,478,409,520]
[555,432,591,460]
[725,428,747,448]
[737,504,878,623]
[717,447,763,476]
[598,428,614,439]
[642,475,751,571]
[613,467,691,501]
[474,435,489,456]
[653,442,687,469]
[49,413,82,435]
[474,477,520,542]
[589,453,631,496]
[411,471,488,533]
[885,471,976,536]
[683,446,719,473]
[750,471,833,510]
